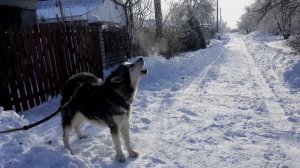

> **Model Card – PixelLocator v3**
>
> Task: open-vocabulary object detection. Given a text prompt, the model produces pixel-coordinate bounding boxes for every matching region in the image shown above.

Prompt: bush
[133,24,209,58]
[161,28,186,58]
[181,27,201,51]
[134,27,186,58]
[187,16,207,49]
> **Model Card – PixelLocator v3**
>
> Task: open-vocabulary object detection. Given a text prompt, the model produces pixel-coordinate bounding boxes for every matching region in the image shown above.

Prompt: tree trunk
[187,8,206,49]
[128,0,134,39]
[154,0,163,39]
[112,0,136,56]
[127,0,134,56]
[283,33,290,39]
[56,0,65,22]
[276,19,291,39]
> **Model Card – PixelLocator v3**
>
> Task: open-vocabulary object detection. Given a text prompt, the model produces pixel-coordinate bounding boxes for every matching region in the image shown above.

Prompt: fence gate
[0,23,103,112]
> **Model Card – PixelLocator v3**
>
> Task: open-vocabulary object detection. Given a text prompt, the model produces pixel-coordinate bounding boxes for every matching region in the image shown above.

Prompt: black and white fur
[60,58,148,162]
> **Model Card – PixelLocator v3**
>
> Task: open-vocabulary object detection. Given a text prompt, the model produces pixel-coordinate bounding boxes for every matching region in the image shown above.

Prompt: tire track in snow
[241,38,293,131]
[243,36,300,128]
[193,34,294,167]
[241,38,300,167]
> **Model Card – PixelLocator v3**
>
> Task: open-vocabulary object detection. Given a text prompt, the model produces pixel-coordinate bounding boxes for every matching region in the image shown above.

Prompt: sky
[219,0,254,28]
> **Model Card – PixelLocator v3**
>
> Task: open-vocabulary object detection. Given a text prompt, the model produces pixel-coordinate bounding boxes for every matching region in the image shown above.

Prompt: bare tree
[112,0,142,55]
[255,0,300,20]
[112,0,135,38]
[169,2,186,22]
[238,7,257,34]
[132,0,215,56]
[55,0,65,22]
[133,0,153,29]
[169,0,215,48]
[272,0,300,38]
[252,0,300,39]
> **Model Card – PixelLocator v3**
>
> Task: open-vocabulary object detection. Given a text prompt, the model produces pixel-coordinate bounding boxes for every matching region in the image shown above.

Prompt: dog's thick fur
[60,58,147,162]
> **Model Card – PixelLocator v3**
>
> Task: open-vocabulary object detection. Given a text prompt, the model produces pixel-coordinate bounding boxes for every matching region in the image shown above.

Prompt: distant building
[37,0,125,25]
[0,0,37,25]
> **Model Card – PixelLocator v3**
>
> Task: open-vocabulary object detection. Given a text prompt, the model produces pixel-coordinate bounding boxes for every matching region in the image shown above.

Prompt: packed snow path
[131,34,300,167]
[1,34,299,168]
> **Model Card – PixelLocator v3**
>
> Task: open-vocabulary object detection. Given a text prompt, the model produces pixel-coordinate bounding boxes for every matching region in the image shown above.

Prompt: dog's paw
[115,153,126,162]
[129,151,139,158]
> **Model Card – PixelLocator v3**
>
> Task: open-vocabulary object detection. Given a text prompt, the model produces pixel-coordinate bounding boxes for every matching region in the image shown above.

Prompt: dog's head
[106,58,148,92]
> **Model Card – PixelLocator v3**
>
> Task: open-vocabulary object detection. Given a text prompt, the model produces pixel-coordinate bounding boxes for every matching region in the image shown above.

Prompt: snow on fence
[0,23,104,112]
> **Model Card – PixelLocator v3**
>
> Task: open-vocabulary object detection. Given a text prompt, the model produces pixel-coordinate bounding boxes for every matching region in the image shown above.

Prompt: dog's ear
[110,76,123,83]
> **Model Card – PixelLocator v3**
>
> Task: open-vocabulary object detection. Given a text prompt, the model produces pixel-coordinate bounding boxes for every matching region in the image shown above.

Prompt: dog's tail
[0,107,61,134]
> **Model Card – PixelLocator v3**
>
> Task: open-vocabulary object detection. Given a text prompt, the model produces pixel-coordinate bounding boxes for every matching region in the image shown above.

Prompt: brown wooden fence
[102,27,129,68]
[0,23,103,112]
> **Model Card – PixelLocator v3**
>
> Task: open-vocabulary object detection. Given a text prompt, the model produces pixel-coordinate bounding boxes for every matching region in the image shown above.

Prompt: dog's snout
[132,58,144,67]
[137,58,144,63]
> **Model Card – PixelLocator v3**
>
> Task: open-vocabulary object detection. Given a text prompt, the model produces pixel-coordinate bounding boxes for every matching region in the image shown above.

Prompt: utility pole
[154,0,163,38]
[216,0,219,33]
[220,8,222,32]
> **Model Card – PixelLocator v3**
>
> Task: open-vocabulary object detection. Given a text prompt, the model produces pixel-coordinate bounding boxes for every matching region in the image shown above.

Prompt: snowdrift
[244,32,300,89]
[0,106,88,168]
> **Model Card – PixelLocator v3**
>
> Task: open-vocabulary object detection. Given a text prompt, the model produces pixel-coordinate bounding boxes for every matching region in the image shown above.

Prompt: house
[0,0,37,25]
[37,0,125,25]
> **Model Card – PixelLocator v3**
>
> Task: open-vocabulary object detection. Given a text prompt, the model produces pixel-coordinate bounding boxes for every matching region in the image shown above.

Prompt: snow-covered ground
[246,32,297,54]
[244,32,300,89]
[1,33,300,168]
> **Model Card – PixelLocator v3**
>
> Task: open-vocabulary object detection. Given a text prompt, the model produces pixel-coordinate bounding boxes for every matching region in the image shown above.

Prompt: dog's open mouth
[141,69,148,74]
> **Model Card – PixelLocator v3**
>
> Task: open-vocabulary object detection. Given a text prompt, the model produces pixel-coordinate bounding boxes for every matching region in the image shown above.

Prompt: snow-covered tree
[237,8,257,34]
[169,0,215,25]
[168,0,215,49]
[239,0,300,39]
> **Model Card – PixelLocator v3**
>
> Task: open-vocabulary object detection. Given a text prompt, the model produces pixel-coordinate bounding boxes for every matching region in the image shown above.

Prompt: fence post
[98,25,106,69]
[89,21,106,70]
[0,24,11,110]
[0,74,11,110]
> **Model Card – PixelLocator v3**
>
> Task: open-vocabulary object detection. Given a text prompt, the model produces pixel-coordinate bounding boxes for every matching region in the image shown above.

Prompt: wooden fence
[0,23,103,112]
[102,27,129,68]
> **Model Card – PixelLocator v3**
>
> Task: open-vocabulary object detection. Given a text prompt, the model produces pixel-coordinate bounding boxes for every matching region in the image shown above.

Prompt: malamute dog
[60,58,148,162]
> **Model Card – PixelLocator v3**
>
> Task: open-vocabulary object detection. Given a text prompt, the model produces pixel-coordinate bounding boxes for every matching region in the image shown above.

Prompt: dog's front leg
[121,121,139,158]
[110,126,126,162]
